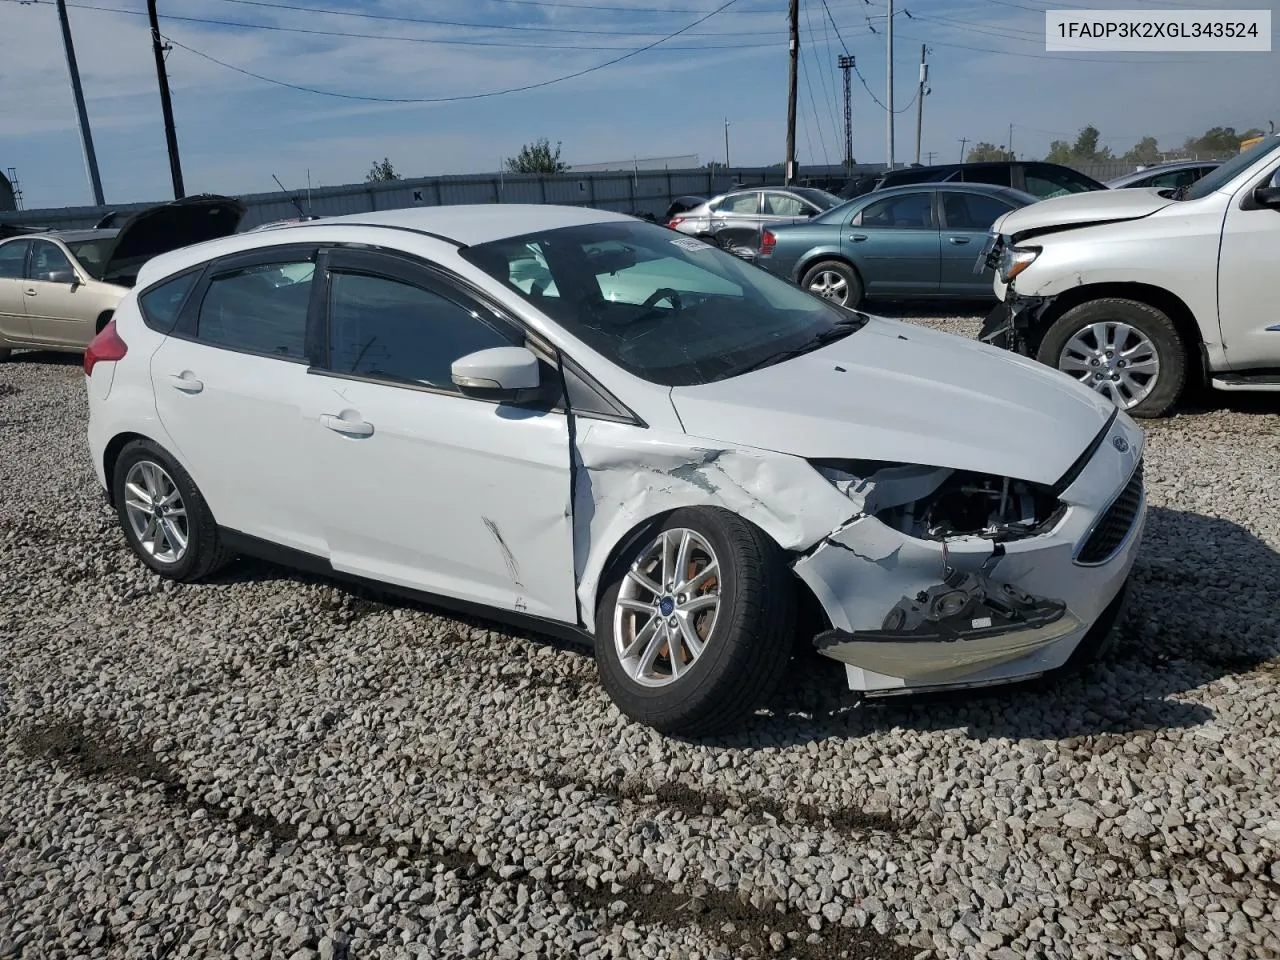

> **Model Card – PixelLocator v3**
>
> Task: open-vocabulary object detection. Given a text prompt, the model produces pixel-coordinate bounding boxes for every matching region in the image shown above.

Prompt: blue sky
[1,0,1275,209]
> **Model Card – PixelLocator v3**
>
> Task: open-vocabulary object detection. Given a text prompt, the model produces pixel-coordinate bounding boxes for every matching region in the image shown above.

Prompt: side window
[1146,169,1201,189]
[0,241,27,279]
[957,166,1012,187]
[27,240,74,281]
[853,192,935,228]
[713,192,760,215]
[942,193,1014,231]
[763,192,806,216]
[326,272,517,391]
[139,271,200,331]
[1025,166,1097,199]
[195,260,314,359]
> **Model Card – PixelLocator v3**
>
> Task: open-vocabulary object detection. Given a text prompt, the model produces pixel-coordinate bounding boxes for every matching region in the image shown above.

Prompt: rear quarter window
[138,271,201,332]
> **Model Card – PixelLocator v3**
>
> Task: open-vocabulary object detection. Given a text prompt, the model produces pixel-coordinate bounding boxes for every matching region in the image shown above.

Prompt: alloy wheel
[613,528,721,688]
[1058,321,1160,410]
[122,460,189,564]
[808,270,849,304]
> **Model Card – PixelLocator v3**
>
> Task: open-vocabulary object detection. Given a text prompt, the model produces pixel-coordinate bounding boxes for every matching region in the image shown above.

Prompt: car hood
[99,194,246,285]
[668,317,1116,486]
[992,186,1173,239]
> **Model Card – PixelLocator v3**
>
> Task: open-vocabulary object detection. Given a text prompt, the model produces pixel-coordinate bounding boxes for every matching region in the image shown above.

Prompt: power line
[156,0,743,103]
[799,47,832,165]
[803,0,843,147]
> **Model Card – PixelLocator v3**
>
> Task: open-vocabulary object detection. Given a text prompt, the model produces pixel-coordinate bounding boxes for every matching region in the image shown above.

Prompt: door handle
[948,236,971,245]
[167,373,204,393]
[849,234,868,242]
[320,413,374,437]
[24,288,36,296]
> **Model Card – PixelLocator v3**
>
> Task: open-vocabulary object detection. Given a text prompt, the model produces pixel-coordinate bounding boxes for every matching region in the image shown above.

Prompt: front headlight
[999,245,1040,284]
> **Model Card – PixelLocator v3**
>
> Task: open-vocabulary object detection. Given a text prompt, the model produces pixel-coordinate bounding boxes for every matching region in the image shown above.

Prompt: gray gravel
[2,310,1280,960]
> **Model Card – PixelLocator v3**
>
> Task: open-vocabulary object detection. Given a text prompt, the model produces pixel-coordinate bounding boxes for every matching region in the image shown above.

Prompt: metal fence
[0,164,888,233]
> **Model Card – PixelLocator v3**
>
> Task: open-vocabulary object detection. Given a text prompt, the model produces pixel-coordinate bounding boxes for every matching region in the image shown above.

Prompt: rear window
[138,271,200,332]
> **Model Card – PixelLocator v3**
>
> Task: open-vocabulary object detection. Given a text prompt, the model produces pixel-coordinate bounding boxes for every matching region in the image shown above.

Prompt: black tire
[800,260,863,309]
[0,347,11,362]
[1036,298,1186,418]
[594,507,795,737]
[111,439,234,582]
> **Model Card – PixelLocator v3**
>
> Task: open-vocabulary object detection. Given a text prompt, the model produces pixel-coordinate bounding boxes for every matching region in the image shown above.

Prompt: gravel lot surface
[2,307,1279,960]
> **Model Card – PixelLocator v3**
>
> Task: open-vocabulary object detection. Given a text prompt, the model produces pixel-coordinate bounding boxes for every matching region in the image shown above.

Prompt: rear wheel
[1036,298,1185,418]
[594,508,795,737]
[801,260,863,309]
[111,439,233,582]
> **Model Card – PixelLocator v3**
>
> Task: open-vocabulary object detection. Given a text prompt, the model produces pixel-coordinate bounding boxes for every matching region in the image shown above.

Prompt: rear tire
[111,439,234,582]
[595,508,795,737]
[1036,298,1186,418]
[801,260,863,309]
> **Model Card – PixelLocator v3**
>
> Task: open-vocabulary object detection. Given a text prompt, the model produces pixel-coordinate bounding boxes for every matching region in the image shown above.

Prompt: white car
[980,134,1280,418]
[84,205,1146,736]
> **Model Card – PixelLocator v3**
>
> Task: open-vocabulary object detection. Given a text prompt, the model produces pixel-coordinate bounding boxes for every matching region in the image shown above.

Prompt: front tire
[801,260,863,309]
[595,508,795,737]
[1036,298,1186,418]
[111,439,233,582]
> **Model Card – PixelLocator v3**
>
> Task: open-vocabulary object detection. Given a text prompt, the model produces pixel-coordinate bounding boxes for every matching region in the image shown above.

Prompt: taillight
[668,217,685,229]
[84,318,127,376]
[760,230,777,255]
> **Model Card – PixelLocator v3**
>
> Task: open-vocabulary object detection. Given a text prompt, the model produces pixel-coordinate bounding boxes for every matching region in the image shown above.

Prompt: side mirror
[451,346,541,403]
[42,269,77,284]
[1254,172,1280,208]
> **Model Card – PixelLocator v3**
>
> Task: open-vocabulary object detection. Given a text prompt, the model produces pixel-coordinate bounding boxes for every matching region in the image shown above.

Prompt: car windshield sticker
[671,237,712,253]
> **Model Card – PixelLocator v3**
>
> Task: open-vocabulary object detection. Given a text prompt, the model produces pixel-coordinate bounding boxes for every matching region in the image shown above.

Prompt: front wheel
[800,260,863,309]
[1036,298,1186,418]
[594,508,795,737]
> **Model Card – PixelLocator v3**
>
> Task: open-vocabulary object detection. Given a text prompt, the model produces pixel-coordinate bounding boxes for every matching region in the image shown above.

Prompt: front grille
[1077,460,1144,565]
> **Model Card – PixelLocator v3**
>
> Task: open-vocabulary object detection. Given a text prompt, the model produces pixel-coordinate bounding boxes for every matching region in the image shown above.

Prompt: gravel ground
[2,308,1280,960]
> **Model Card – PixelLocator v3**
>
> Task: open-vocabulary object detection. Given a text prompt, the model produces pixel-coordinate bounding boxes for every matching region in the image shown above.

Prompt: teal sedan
[755,182,1038,308]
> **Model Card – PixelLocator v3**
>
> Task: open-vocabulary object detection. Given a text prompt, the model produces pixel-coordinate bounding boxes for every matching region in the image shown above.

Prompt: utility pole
[54,0,104,205]
[1008,123,1014,160]
[913,44,927,166]
[925,151,937,164]
[838,54,855,167]
[958,137,969,162]
[147,0,185,199]
[785,0,799,184]
[724,118,731,168]
[885,0,894,170]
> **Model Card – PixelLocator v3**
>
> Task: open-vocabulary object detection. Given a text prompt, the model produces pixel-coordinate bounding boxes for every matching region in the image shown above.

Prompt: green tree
[505,138,568,174]
[966,142,1013,162]
[365,158,400,182]
[1042,125,1113,164]
[1122,136,1162,165]
[1182,126,1265,157]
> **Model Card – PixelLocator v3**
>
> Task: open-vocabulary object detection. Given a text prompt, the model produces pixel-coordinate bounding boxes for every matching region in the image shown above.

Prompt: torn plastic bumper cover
[978,292,1055,355]
[814,570,1083,684]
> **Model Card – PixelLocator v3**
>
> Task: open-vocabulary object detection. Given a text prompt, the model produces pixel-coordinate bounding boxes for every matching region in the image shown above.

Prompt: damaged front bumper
[978,290,1055,355]
[794,413,1146,694]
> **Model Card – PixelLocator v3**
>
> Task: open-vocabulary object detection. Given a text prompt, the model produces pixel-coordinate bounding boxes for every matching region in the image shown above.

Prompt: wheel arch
[795,250,861,286]
[1034,282,1205,382]
[102,431,175,506]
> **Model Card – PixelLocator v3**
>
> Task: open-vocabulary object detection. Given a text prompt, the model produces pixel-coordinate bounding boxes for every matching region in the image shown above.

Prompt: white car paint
[87,204,1146,696]
[991,135,1280,379]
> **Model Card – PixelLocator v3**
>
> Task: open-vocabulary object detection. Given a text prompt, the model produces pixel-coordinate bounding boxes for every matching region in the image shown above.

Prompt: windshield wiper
[728,315,867,377]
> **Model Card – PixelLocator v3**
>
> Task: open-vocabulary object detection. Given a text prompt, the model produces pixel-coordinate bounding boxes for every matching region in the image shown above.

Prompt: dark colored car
[668,186,843,259]
[1104,160,1221,190]
[663,196,707,221]
[756,182,1039,308]
[838,161,1106,202]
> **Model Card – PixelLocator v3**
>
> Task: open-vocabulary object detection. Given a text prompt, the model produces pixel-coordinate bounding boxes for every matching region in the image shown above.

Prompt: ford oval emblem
[1112,436,1129,453]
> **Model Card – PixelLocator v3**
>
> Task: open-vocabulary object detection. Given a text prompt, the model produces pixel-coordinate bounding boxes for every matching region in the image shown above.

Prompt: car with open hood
[85,204,1145,736]
[0,194,244,360]
[979,134,1280,417]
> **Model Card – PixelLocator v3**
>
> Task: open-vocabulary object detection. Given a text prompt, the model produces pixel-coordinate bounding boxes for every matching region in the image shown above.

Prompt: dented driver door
[301,250,578,623]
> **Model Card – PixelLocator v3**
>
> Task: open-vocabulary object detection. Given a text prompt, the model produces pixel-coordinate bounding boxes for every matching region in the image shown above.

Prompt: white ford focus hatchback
[85,205,1146,736]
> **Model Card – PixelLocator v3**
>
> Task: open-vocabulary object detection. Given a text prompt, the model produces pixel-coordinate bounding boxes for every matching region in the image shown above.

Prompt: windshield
[462,220,861,387]
[1182,137,1280,201]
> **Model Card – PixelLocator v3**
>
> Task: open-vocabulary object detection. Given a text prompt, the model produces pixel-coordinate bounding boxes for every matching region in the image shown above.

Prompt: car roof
[865,181,1026,197]
[47,229,120,243]
[268,204,634,247]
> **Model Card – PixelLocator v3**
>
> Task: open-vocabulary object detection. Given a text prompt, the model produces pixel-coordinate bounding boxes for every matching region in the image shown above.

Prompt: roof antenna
[272,173,306,219]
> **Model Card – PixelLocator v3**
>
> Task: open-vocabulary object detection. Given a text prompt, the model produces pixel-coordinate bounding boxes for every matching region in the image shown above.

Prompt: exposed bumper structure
[794,412,1146,693]
[978,291,1055,355]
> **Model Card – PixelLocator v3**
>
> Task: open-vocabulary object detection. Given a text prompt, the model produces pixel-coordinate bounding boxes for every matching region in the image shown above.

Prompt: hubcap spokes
[810,271,848,303]
[614,528,721,688]
[123,461,189,564]
[1059,321,1160,410]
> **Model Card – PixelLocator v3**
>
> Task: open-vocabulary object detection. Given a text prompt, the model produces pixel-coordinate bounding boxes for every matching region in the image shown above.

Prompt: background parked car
[662,195,707,221]
[837,161,1106,201]
[0,194,244,360]
[1104,159,1222,190]
[756,183,1039,308]
[668,186,843,259]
